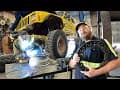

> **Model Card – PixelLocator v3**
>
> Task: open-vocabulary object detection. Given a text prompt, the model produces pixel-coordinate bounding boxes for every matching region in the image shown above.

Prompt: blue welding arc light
[79,11,84,22]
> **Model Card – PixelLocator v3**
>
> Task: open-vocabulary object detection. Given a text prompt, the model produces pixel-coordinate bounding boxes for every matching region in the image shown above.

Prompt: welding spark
[18,35,47,67]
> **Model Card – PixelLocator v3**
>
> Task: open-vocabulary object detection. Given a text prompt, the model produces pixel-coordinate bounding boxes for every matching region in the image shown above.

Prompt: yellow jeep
[15,11,76,59]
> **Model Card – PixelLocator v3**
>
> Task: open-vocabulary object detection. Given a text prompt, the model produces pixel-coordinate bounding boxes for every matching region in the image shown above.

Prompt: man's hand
[80,67,97,78]
[81,58,120,78]
[69,53,80,68]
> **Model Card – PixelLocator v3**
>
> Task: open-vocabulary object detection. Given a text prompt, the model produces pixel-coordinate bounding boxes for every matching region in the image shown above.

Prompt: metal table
[5,59,73,79]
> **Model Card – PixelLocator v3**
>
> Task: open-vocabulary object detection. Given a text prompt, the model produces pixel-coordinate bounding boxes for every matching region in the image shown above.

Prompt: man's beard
[80,33,92,41]
[80,34,86,41]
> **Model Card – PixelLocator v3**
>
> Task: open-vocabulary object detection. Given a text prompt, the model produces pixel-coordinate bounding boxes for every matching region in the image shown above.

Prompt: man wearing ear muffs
[69,22,120,79]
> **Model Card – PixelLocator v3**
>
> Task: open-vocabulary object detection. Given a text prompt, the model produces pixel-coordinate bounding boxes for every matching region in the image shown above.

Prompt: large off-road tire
[0,54,16,73]
[47,30,68,59]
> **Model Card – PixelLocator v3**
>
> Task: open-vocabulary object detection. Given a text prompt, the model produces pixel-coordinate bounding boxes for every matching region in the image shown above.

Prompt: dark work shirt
[72,36,118,79]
